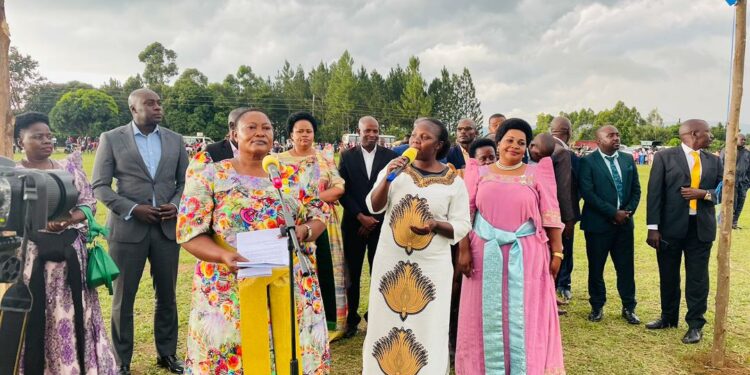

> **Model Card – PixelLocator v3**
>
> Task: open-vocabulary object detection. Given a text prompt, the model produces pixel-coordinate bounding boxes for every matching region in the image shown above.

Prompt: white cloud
[6,0,749,131]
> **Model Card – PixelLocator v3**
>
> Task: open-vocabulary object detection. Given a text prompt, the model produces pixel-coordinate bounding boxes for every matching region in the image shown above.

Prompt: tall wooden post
[712,0,746,368]
[0,0,11,157]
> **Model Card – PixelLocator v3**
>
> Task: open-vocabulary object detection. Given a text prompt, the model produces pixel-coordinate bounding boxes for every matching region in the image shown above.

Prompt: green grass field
[25,152,750,374]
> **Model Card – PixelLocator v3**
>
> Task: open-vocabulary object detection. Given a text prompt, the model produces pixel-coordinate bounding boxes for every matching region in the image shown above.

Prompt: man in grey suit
[92,88,189,375]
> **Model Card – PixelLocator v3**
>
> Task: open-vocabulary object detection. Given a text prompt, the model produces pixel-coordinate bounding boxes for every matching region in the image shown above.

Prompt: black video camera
[0,156,78,375]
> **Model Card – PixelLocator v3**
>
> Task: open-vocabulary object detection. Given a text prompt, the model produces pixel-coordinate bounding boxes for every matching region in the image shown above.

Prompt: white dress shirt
[553,136,570,150]
[363,145,377,179]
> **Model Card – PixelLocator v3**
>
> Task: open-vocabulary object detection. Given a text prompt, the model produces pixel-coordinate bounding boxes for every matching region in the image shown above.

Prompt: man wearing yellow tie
[645,119,721,344]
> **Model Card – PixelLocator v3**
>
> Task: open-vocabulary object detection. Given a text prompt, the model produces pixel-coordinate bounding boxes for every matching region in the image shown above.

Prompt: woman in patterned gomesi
[361,118,471,375]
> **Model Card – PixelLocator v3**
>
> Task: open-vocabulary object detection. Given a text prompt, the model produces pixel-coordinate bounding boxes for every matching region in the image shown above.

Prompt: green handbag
[78,206,120,295]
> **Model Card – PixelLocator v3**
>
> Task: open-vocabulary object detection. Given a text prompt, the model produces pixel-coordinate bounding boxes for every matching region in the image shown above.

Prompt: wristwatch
[704,190,712,201]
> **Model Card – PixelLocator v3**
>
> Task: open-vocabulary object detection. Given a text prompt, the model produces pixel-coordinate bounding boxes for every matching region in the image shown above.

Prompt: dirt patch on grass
[685,351,750,374]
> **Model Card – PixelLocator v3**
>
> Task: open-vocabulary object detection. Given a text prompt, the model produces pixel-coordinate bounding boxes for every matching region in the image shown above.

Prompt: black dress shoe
[682,328,703,344]
[157,355,185,374]
[622,308,641,325]
[645,318,678,329]
[118,365,131,375]
[588,308,603,322]
[343,324,358,339]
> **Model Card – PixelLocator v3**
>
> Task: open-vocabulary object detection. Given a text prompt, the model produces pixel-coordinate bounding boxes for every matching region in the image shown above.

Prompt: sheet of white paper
[238,267,272,279]
[236,229,289,266]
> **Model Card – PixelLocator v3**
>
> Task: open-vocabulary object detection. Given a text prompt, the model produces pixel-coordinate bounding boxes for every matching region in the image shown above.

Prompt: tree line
[535,102,729,151]
[10,42,483,142]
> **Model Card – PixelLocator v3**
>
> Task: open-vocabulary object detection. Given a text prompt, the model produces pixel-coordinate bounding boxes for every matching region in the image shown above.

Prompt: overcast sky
[8,0,748,131]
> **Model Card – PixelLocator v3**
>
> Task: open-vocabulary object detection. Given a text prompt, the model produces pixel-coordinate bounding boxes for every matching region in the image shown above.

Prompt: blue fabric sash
[475,214,536,375]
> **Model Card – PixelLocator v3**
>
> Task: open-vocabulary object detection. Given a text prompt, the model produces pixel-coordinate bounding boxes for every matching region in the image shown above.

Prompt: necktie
[690,151,701,210]
[604,155,624,206]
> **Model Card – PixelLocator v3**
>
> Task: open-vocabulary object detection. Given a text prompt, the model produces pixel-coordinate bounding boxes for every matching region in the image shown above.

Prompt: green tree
[429,67,459,132]
[308,62,330,122]
[138,42,179,88]
[646,108,664,127]
[324,51,356,142]
[49,89,119,136]
[100,78,132,126]
[399,56,432,127]
[534,113,554,136]
[384,65,408,131]
[163,68,219,138]
[454,68,483,126]
[24,81,94,114]
[9,46,46,112]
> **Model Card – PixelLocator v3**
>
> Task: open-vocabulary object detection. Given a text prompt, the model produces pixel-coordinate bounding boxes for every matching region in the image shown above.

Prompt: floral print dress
[176,154,331,374]
[19,152,117,375]
[277,151,347,340]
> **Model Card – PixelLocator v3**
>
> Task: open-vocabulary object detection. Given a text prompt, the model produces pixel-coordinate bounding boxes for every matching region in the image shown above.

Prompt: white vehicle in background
[341,133,396,148]
[183,133,215,155]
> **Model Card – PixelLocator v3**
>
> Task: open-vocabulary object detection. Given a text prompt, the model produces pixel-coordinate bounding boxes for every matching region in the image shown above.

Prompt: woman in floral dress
[177,109,330,374]
[278,111,348,341]
[15,111,117,374]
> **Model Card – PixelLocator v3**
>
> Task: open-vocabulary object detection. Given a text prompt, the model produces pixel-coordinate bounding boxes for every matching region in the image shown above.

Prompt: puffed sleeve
[366,167,390,215]
[448,176,471,245]
[463,158,481,219]
[176,159,215,244]
[319,151,345,191]
[534,157,564,229]
[62,151,97,213]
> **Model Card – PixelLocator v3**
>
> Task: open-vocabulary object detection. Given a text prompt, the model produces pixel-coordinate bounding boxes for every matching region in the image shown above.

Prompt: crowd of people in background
[8,86,746,375]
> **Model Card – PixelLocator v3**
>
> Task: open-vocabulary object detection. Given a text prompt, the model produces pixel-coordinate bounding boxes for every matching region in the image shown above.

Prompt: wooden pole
[0,0,11,158]
[712,0,746,368]
[0,0,9,299]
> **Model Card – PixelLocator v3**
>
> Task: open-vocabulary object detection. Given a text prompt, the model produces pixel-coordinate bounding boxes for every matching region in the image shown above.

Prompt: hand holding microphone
[386,147,418,182]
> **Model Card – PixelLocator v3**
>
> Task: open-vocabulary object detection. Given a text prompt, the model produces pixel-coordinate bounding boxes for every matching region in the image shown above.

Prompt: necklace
[495,160,524,171]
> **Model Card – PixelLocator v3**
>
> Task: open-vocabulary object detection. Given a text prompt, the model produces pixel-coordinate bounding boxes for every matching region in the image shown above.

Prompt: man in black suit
[720,133,750,228]
[646,119,721,344]
[578,125,641,324]
[204,107,249,162]
[338,116,397,338]
[550,116,580,305]
[445,118,477,169]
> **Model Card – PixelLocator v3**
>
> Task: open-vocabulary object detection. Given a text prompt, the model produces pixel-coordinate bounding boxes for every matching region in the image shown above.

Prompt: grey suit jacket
[92,122,189,243]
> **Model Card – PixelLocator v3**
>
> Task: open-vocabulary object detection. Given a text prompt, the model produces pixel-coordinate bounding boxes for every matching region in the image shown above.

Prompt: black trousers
[733,187,747,225]
[556,231,575,292]
[109,225,180,367]
[584,226,636,311]
[342,220,381,327]
[657,216,712,329]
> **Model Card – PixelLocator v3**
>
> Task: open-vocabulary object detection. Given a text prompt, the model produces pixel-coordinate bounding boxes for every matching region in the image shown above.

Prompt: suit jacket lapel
[122,122,153,181]
[676,148,692,181]
[594,152,616,190]
[372,146,389,182]
[617,151,630,187]
[355,146,369,180]
[154,129,171,180]
[698,150,713,187]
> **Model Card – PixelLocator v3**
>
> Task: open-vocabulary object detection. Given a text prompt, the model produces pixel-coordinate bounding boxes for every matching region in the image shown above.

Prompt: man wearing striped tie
[646,119,721,344]
[578,125,641,325]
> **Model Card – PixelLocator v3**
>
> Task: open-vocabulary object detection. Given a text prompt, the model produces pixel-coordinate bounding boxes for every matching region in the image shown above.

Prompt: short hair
[469,138,496,158]
[495,118,533,145]
[15,111,50,140]
[358,116,379,128]
[489,113,506,121]
[415,117,451,160]
[233,108,271,126]
[287,111,318,135]
[228,107,252,129]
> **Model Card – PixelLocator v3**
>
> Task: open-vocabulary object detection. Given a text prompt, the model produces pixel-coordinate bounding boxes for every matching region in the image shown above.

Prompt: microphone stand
[272,183,312,375]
